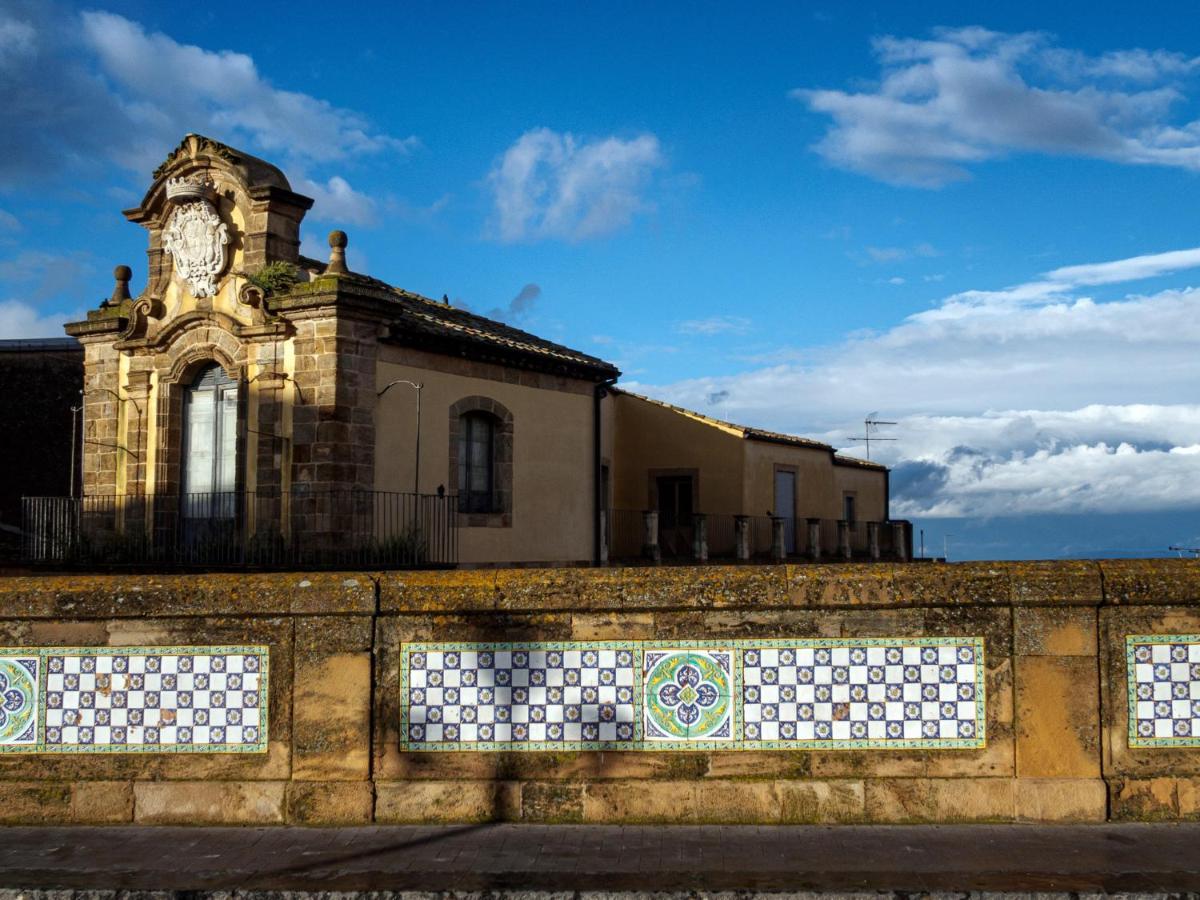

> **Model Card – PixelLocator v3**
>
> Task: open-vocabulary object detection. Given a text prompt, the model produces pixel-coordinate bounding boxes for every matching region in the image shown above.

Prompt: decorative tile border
[400,638,986,752]
[1127,635,1200,748]
[0,646,269,754]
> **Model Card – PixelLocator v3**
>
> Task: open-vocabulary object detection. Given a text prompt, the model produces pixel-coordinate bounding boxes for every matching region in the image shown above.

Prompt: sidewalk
[0,823,1197,892]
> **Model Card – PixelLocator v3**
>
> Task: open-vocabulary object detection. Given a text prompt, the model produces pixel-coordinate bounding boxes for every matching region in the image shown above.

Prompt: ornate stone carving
[162,200,229,298]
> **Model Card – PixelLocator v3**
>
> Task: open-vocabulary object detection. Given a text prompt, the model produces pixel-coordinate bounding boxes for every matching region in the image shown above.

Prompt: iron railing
[21,490,458,569]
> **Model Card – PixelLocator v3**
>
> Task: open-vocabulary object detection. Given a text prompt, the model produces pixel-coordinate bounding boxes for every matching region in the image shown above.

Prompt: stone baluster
[734,515,750,561]
[692,513,708,562]
[808,518,822,561]
[771,517,786,562]
[868,521,881,561]
[642,510,661,563]
[893,521,909,562]
[838,519,852,560]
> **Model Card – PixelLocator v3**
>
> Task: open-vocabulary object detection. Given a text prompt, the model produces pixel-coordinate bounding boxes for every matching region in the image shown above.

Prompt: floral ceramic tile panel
[0,656,40,748]
[1127,636,1200,748]
[401,638,986,751]
[0,646,269,754]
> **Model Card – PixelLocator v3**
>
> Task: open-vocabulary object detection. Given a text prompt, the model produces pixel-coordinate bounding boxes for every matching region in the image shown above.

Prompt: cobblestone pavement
[0,824,1198,893]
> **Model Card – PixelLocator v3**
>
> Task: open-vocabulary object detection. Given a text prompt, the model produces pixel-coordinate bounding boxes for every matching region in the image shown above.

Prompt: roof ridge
[613,388,888,467]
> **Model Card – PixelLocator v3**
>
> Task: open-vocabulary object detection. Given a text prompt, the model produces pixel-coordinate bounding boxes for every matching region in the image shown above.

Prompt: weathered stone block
[693,780,782,823]
[134,781,286,824]
[571,611,654,640]
[521,782,584,822]
[1014,607,1098,656]
[293,617,372,780]
[1010,560,1103,606]
[286,781,374,825]
[864,777,1015,822]
[71,781,134,823]
[1110,776,1179,820]
[777,779,865,823]
[582,780,698,823]
[374,781,520,823]
[0,782,72,823]
[1015,777,1106,822]
[1015,656,1100,778]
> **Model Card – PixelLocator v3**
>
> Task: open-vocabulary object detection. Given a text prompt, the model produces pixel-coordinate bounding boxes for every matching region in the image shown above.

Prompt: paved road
[0,824,1198,892]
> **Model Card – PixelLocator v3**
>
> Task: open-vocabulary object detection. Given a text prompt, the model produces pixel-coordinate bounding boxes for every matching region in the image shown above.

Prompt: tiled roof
[317,265,619,379]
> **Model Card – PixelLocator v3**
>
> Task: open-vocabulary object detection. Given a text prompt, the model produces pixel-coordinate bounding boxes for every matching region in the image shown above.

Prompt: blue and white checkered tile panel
[401,638,987,751]
[405,647,638,745]
[1128,636,1200,747]
[0,647,269,753]
[741,644,980,743]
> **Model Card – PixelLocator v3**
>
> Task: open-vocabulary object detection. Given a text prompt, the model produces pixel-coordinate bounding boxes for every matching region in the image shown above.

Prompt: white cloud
[630,243,1200,517]
[0,4,413,193]
[881,405,1200,517]
[676,315,752,336]
[79,11,416,169]
[0,209,19,232]
[487,128,664,242]
[796,27,1200,186]
[297,176,378,227]
[0,300,80,338]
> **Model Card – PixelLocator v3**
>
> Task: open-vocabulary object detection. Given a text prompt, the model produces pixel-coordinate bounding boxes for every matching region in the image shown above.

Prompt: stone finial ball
[328,230,348,249]
[114,265,132,281]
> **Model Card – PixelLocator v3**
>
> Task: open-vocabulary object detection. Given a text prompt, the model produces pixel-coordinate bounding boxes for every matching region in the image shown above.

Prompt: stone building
[0,338,83,557]
[44,133,900,567]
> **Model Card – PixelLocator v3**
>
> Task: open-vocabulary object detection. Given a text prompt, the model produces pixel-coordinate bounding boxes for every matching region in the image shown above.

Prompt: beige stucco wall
[609,394,745,514]
[375,345,597,564]
[834,462,888,522]
[743,440,841,520]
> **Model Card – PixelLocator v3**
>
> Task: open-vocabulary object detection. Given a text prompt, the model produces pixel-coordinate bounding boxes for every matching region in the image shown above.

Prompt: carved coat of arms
[162,200,229,298]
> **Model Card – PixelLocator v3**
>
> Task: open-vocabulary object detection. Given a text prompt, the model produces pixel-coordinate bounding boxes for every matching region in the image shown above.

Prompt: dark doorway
[656,474,694,558]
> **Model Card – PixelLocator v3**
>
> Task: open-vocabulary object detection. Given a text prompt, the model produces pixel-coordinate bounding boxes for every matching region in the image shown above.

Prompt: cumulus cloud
[796,27,1200,186]
[0,300,81,339]
[0,3,413,190]
[886,406,1200,517]
[676,315,752,336]
[487,128,664,242]
[296,176,378,227]
[630,243,1200,517]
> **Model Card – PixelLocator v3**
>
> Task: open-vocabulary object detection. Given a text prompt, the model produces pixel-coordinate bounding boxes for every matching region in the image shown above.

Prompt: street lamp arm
[377,379,424,397]
[376,379,425,495]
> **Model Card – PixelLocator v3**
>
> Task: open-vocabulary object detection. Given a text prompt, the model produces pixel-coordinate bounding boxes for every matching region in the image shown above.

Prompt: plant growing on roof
[237,261,300,298]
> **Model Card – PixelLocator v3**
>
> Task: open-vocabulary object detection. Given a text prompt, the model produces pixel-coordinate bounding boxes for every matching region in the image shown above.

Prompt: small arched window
[458,412,497,513]
[449,396,513,525]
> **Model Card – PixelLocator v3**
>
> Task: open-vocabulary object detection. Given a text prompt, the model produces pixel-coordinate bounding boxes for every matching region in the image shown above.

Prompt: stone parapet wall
[0,560,1196,825]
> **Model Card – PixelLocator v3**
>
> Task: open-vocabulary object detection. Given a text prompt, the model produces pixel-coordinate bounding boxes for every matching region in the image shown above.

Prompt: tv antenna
[849,412,897,460]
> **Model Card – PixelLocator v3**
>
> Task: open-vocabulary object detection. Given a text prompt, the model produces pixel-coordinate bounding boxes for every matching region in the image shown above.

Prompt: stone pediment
[94,133,314,335]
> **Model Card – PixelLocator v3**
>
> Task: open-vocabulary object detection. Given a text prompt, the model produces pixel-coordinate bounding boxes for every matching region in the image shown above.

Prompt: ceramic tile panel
[401,637,986,751]
[1128,635,1200,748]
[0,646,269,753]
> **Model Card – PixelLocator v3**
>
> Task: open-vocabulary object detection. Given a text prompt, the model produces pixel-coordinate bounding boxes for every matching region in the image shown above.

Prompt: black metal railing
[605,509,909,563]
[21,490,458,569]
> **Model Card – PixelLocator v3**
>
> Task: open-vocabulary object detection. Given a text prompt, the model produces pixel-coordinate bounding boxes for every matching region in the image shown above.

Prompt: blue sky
[3,0,1200,559]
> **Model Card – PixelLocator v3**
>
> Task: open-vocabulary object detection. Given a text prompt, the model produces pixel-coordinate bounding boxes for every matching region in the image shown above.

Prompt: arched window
[458,412,496,513]
[448,396,513,526]
[182,364,239,527]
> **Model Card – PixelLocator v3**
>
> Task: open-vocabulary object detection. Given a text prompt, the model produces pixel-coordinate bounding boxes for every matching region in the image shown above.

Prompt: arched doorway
[181,363,240,536]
